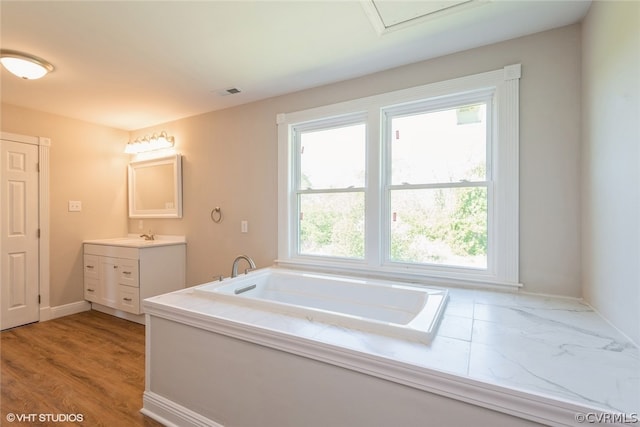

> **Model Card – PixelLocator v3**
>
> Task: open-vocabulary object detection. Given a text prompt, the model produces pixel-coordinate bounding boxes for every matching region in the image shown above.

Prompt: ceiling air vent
[215,87,242,96]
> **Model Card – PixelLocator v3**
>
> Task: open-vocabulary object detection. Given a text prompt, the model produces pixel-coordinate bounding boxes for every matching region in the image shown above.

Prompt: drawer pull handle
[123,297,133,302]
[113,265,118,269]
[87,288,95,292]
[86,265,94,269]
[123,271,132,275]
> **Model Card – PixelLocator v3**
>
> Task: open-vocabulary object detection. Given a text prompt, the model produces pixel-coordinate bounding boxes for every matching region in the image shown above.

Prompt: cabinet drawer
[84,254,100,278]
[84,243,139,259]
[118,260,139,287]
[117,285,140,314]
[84,277,100,302]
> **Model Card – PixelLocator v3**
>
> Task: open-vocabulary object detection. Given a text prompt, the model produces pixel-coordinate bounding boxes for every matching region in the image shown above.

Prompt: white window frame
[277,65,521,289]
[381,91,494,270]
[292,114,367,259]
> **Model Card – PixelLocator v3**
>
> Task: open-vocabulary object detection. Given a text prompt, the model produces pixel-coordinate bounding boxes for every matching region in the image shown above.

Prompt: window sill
[274,258,522,291]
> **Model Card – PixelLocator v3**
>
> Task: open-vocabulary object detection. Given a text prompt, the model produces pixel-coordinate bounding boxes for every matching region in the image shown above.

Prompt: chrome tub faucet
[231,255,256,278]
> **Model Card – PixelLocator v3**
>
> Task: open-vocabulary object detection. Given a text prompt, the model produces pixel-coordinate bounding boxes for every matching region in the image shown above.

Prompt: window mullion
[366,106,382,267]
[380,109,393,267]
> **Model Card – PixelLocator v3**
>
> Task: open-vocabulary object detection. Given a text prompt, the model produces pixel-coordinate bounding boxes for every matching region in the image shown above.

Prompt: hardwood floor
[1,310,163,426]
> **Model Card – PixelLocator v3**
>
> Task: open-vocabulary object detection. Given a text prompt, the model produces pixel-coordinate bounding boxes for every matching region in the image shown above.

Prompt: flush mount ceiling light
[125,131,175,154]
[0,49,54,80]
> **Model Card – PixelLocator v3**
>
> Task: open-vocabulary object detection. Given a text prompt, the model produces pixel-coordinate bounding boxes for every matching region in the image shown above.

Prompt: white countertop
[145,277,639,423]
[84,234,186,248]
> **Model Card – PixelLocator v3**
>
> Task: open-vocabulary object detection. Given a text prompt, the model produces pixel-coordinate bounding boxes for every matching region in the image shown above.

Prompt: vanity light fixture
[124,131,175,154]
[0,49,54,80]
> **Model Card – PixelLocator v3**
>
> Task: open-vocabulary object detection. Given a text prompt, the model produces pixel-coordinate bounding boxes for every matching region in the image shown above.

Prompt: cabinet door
[84,254,101,302]
[99,257,119,307]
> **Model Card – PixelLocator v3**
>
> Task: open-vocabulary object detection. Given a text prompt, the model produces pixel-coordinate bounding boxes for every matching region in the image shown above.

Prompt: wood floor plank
[1,311,163,426]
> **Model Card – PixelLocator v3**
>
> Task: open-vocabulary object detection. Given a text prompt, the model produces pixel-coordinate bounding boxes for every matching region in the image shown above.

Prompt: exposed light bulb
[125,131,175,154]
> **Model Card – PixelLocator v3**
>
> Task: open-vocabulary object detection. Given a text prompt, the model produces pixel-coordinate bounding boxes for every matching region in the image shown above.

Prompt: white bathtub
[193,268,448,343]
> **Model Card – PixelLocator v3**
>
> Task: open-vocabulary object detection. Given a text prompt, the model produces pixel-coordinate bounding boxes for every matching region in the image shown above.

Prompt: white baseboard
[39,306,53,322]
[40,300,91,321]
[142,391,224,427]
[91,303,145,325]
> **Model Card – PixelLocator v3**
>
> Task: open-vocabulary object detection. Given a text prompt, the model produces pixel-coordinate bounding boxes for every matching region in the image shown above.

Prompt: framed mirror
[128,154,182,218]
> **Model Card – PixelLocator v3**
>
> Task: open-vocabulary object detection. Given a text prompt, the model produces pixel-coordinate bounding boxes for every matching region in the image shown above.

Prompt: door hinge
[36,163,40,172]
[37,228,41,238]
[38,295,41,304]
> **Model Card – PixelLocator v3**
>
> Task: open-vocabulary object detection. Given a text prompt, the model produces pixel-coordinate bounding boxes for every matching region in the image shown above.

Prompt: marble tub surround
[464,291,639,414]
[144,280,639,425]
[309,288,639,414]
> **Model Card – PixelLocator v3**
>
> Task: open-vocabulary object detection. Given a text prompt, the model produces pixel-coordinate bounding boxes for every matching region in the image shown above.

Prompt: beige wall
[1,105,129,307]
[127,103,280,284]
[132,24,584,296]
[2,23,585,311]
[581,1,640,345]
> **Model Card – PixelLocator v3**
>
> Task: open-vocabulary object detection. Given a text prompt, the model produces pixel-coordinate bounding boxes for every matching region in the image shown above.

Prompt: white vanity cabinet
[83,237,186,323]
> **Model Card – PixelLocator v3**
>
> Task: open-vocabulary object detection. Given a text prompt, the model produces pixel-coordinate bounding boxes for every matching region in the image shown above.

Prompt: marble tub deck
[146,283,639,418]
[440,288,638,414]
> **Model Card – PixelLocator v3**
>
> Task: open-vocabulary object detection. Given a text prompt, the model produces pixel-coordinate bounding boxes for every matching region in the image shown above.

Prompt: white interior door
[1,139,40,330]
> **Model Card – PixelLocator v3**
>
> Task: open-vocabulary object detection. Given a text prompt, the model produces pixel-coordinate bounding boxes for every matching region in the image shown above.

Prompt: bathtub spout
[231,255,256,278]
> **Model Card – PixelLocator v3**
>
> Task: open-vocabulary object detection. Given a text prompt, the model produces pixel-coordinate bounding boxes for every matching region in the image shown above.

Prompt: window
[278,65,521,288]
[295,118,366,258]
[384,97,491,269]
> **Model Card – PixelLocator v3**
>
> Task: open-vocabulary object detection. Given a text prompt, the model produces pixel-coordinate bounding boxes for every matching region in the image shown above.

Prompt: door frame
[1,131,51,322]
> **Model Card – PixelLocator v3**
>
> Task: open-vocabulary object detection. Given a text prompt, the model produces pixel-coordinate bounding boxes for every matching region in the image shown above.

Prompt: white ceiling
[0,1,591,131]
